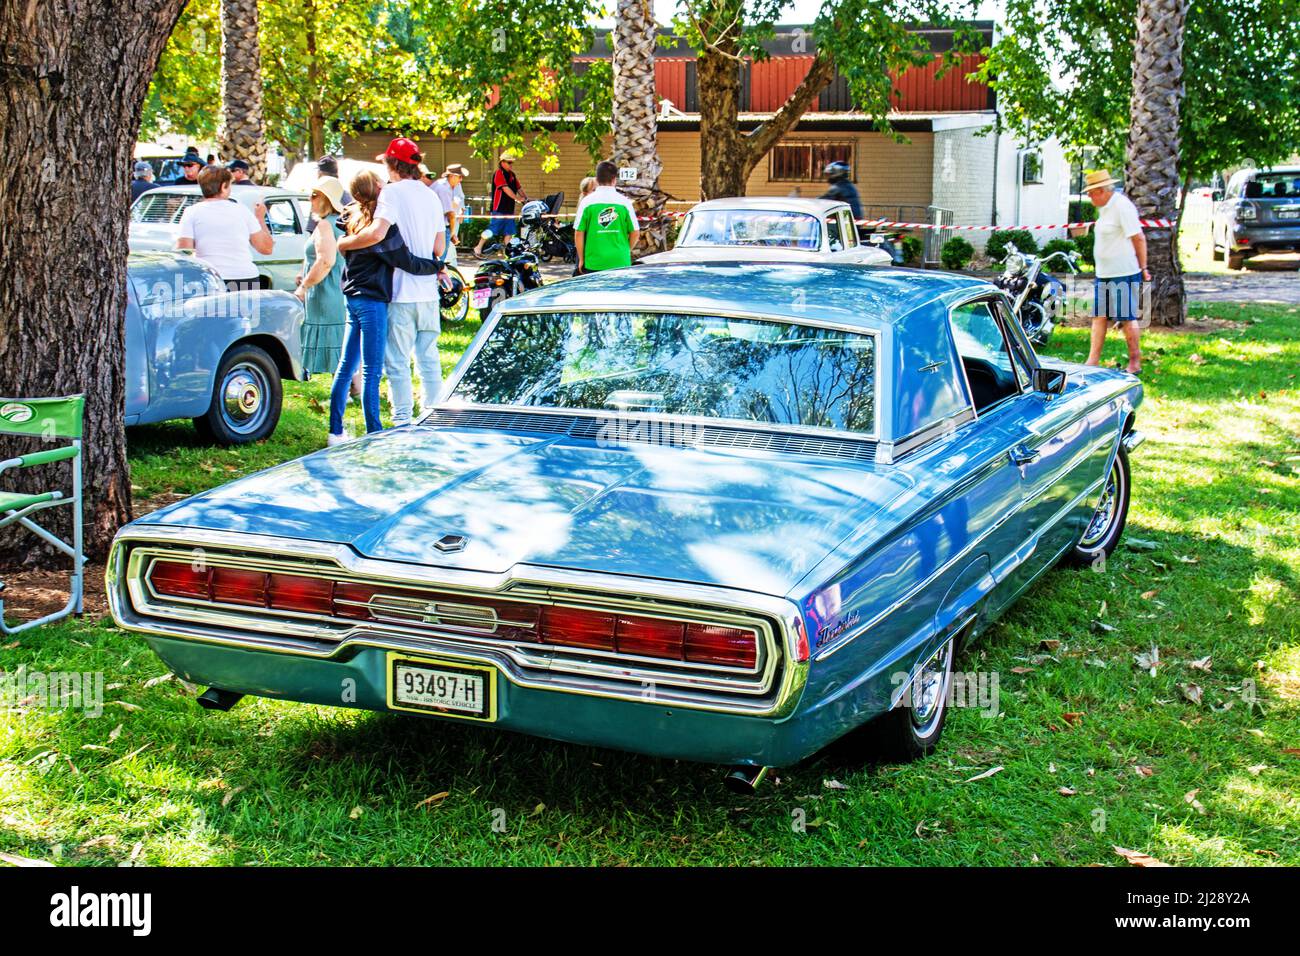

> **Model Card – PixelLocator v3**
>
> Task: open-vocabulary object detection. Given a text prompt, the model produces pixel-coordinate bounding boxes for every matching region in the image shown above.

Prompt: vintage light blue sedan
[127,253,306,443]
[107,262,1143,790]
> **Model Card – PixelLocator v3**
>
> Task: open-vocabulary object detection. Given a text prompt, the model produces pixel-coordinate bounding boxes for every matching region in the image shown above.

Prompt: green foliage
[1041,238,1078,258]
[940,235,974,270]
[672,0,981,144]
[983,0,1300,179]
[986,228,1039,262]
[140,0,221,142]
[900,234,924,264]
[1074,227,1095,265]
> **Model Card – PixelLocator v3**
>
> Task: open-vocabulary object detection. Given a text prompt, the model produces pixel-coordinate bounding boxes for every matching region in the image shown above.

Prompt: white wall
[993,131,1071,245]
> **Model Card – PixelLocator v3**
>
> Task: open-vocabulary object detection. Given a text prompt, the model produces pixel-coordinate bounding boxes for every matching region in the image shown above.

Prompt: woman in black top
[328,170,442,442]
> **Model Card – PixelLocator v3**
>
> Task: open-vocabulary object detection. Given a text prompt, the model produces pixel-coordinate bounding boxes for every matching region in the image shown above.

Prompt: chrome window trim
[432,303,883,442]
[107,526,810,718]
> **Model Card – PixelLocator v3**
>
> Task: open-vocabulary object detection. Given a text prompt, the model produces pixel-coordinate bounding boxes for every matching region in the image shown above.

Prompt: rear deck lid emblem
[434,533,468,553]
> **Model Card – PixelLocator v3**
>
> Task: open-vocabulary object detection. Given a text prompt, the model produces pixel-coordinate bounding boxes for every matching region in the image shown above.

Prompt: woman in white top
[176,165,273,291]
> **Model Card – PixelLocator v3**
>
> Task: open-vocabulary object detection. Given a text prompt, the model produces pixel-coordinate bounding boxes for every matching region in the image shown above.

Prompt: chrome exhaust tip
[723,765,770,795]
[196,687,244,712]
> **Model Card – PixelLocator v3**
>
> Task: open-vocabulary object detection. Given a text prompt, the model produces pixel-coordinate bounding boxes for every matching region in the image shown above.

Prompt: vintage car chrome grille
[422,408,877,462]
[120,544,784,707]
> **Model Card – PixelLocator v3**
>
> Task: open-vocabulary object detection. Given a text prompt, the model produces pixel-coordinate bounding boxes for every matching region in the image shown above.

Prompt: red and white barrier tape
[462,211,1176,229]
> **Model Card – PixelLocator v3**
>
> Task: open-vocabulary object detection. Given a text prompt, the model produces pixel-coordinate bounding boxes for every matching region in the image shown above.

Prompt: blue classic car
[107,262,1143,789]
[127,253,306,443]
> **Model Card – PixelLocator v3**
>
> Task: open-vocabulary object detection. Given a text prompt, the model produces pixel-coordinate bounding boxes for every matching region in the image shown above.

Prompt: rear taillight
[145,560,759,668]
[539,604,757,668]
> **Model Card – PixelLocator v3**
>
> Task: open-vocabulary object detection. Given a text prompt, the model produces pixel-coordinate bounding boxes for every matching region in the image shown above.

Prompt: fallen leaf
[1184,789,1207,814]
[1188,656,1213,673]
[1140,590,1158,600]
[530,803,546,817]
[108,724,123,742]
[1126,538,1160,551]
[1188,353,1205,365]
[415,791,450,809]
[822,778,849,791]
[965,766,1004,783]
[220,785,245,808]
[1179,683,1203,706]
[1135,646,1160,676]
[1114,846,1171,867]
[143,673,174,688]
[1134,765,1155,778]
[1010,666,1035,674]
[0,851,54,867]
[1058,787,1077,796]
[349,806,364,820]
[109,701,142,712]
[1282,748,1300,757]
[1246,764,1269,776]
[1061,712,1084,726]
[1092,620,1118,634]
[1038,639,1061,652]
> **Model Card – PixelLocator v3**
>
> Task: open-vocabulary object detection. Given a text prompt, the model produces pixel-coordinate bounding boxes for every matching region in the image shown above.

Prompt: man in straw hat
[1083,169,1148,374]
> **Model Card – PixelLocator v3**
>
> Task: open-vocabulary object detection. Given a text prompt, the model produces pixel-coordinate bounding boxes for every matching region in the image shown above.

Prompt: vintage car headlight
[1003,252,1027,275]
[1236,202,1258,221]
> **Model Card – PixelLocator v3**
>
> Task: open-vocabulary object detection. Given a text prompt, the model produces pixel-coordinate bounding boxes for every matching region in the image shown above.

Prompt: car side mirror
[1212,190,1224,202]
[1033,367,1067,395]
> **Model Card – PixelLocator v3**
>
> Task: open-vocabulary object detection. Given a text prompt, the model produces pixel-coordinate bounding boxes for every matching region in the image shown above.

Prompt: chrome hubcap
[1081,458,1123,548]
[910,640,953,736]
[221,364,268,434]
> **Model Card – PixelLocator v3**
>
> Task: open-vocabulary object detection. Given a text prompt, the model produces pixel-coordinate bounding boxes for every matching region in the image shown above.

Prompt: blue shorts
[483,215,516,239]
[1094,273,1144,321]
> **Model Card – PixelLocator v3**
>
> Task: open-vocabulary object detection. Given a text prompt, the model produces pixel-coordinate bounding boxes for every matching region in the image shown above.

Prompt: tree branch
[744,52,837,166]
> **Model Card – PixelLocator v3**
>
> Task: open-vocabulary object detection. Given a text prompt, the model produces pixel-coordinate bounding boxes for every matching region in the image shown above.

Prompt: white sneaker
[327,433,348,446]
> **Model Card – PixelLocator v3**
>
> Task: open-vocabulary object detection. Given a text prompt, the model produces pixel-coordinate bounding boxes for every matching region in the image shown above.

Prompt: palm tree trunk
[611,0,668,253]
[1124,0,1189,326]
[219,0,268,181]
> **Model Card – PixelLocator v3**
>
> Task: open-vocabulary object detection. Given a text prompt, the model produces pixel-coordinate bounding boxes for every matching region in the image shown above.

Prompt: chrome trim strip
[813,471,1106,662]
[107,527,810,718]
[430,303,884,442]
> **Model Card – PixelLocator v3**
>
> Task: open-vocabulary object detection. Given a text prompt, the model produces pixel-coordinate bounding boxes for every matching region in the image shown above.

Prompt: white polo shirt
[1093,191,1143,279]
[375,178,445,303]
[178,199,261,281]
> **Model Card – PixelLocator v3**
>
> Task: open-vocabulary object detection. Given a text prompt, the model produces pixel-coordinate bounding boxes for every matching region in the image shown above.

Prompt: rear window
[131,192,199,224]
[448,310,878,435]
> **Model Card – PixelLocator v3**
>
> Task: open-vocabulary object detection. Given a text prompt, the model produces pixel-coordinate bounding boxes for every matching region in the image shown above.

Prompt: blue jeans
[330,296,388,435]
[1094,273,1144,321]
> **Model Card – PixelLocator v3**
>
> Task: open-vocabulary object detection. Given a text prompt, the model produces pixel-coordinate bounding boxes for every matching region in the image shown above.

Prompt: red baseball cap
[377,137,422,164]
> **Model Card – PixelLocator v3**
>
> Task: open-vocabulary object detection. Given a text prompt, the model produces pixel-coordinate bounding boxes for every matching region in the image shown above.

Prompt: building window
[771,143,853,182]
[1020,149,1044,185]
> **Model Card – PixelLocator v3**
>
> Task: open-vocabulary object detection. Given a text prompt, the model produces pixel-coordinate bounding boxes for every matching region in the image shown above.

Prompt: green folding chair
[0,395,85,634]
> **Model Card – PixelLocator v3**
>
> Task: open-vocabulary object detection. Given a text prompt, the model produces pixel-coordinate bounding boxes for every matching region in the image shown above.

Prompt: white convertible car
[640,197,894,266]
[129,184,311,292]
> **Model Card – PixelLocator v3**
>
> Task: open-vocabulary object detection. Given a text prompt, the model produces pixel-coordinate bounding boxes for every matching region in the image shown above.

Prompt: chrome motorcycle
[994,244,1079,347]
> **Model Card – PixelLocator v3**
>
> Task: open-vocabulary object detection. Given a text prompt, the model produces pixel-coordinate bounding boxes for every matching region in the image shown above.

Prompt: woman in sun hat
[295,176,348,375]
[1082,168,1148,374]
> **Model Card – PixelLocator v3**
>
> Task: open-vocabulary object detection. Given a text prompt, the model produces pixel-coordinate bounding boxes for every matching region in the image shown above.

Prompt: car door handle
[1008,445,1041,466]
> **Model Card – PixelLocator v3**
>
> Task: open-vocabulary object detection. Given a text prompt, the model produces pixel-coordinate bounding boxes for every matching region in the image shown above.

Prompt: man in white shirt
[430,164,467,268]
[337,138,447,425]
[175,165,273,290]
[1083,169,1148,374]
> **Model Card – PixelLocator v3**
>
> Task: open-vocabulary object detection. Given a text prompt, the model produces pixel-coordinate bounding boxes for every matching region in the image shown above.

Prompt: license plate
[1276,209,1300,220]
[387,654,496,721]
[471,288,492,310]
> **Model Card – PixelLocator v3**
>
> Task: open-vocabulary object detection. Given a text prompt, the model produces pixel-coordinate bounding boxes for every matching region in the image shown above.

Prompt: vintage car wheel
[1069,446,1131,565]
[194,344,282,445]
[843,633,957,764]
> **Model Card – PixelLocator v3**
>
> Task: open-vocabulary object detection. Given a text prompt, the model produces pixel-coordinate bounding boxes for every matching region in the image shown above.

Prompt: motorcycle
[470,236,544,316]
[994,243,1079,346]
[519,192,576,263]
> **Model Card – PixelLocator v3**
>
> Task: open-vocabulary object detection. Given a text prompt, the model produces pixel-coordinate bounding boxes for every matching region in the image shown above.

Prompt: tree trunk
[611,0,668,253]
[697,39,836,199]
[306,0,325,160]
[0,0,188,565]
[1124,0,1189,326]
[218,0,267,181]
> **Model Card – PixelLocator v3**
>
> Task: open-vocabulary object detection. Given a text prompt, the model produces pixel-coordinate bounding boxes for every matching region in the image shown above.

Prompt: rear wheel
[440,266,469,324]
[193,344,282,445]
[1069,446,1131,566]
[840,633,957,764]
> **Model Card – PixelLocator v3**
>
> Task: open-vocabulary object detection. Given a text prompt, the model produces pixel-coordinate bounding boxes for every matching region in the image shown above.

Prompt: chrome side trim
[107,527,810,718]
[813,471,1106,662]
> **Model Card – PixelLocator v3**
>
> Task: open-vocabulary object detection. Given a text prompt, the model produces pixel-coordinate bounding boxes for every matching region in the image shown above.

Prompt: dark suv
[1212,167,1300,269]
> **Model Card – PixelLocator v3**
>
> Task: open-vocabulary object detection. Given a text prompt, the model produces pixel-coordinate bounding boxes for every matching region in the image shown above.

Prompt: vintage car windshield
[131,192,200,224]
[447,310,877,435]
[678,210,821,250]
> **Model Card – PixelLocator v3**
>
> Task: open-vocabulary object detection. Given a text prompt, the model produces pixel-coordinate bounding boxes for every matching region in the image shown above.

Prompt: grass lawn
[2,303,1297,866]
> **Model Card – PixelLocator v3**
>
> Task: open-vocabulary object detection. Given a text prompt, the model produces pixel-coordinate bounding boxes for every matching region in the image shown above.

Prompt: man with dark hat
[227,158,255,186]
[130,161,157,202]
[170,152,205,185]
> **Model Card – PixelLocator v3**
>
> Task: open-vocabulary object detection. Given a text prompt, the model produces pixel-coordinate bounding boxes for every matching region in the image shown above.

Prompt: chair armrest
[17,446,80,467]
